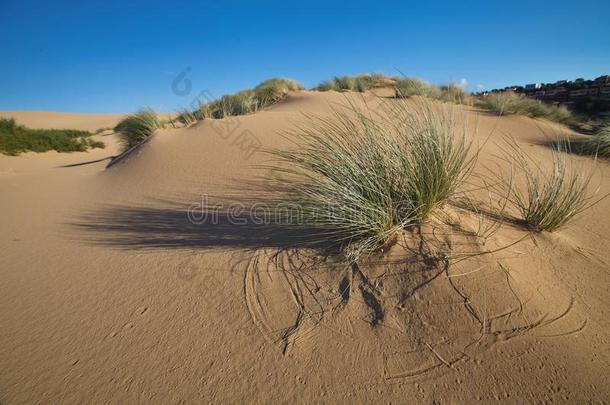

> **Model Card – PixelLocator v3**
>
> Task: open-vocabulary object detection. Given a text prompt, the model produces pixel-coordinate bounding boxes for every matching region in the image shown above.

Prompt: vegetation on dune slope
[176,78,304,125]
[175,73,476,128]
[254,78,304,107]
[314,74,471,105]
[580,124,610,157]
[315,73,398,92]
[114,109,161,149]
[496,139,599,232]
[0,118,105,156]
[394,78,471,105]
[477,92,575,125]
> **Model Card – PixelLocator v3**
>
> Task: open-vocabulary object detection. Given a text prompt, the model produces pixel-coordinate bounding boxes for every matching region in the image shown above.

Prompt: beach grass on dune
[394,78,471,105]
[199,91,258,119]
[254,78,303,108]
[394,78,441,99]
[0,118,104,155]
[176,78,303,124]
[499,139,597,232]
[315,73,399,93]
[87,139,106,149]
[175,108,198,126]
[478,92,574,125]
[268,98,476,260]
[314,74,472,105]
[438,84,470,104]
[114,109,161,149]
[581,124,610,157]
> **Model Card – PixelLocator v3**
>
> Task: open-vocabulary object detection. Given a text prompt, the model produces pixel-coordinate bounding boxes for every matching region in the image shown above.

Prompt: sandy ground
[1,92,609,403]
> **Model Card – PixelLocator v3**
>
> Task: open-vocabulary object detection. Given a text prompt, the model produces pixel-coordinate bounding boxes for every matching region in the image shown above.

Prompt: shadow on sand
[72,201,338,252]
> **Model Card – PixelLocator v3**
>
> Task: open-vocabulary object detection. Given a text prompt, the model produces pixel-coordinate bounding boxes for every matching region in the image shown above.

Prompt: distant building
[487,75,609,116]
[545,87,566,95]
[544,87,568,101]
[595,75,610,84]
[569,88,598,99]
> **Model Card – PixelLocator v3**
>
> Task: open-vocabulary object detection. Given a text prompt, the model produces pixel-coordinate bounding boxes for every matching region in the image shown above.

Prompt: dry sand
[1,92,609,403]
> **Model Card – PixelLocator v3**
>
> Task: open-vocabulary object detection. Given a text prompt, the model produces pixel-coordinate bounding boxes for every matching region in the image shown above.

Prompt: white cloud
[476,84,485,92]
[455,78,468,89]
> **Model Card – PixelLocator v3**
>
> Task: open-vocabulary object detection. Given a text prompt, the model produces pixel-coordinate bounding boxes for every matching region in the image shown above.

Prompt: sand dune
[1,92,609,403]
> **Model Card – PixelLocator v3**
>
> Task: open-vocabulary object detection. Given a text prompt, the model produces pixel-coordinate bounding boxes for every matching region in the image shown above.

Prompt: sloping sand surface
[1,92,609,403]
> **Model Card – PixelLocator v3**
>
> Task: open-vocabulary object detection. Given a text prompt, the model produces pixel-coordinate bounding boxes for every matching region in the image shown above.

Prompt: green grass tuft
[0,118,102,155]
[269,99,476,260]
[500,139,597,232]
[315,74,399,92]
[395,78,440,98]
[175,78,304,125]
[86,139,106,149]
[438,85,470,104]
[478,92,574,125]
[581,124,610,157]
[175,108,198,127]
[395,79,470,105]
[254,78,303,108]
[316,80,337,91]
[332,76,357,91]
[114,109,161,148]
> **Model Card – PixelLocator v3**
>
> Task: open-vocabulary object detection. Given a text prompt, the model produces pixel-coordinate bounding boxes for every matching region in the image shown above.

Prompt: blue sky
[1,0,609,113]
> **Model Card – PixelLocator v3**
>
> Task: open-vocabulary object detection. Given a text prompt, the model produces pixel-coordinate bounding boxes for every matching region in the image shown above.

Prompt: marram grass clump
[114,109,161,148]
[499,139,598,232]
[269,99,476,260]
[581,124,610,157]
[176,78,303,125]
[175,108,198,126]
[254,79,303,108]
[314,75,471,104]
[478,92,574,125]
[315,74,399,92]
[395,78,470,105]
[395,78,441,99]
[438,84,470,104]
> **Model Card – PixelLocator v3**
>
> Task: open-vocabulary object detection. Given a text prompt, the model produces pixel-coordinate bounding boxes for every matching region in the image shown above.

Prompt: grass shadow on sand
[72,201,343,253]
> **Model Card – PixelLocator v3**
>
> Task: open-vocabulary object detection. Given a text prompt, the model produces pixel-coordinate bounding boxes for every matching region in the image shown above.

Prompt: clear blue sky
[1,0,609,113]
